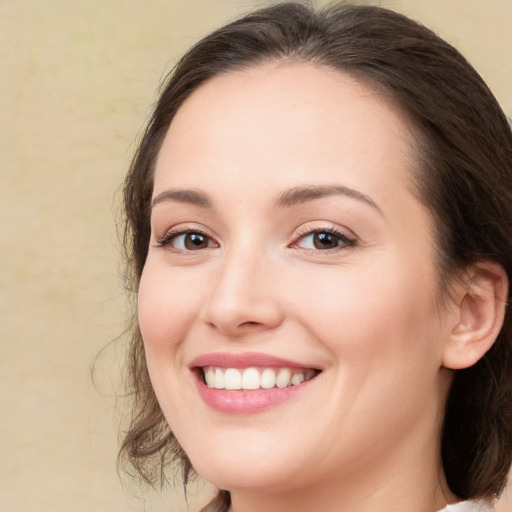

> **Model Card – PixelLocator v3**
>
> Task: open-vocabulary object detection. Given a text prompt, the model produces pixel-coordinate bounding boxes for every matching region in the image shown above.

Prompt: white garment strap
[437,500,494,512]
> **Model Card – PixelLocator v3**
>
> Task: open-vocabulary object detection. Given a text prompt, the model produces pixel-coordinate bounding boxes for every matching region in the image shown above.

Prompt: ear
[443,261,508,370]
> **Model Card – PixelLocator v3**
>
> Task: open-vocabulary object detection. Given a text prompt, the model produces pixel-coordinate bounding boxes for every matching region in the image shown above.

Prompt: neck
[229,464,455,512]
[229,473,454,512]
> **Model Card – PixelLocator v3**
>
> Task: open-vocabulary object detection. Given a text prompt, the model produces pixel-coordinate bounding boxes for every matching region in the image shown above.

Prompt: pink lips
[191,352,318,370]
[190,352,319,414]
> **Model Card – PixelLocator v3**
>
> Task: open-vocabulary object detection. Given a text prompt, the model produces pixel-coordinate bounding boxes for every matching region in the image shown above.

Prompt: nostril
[201,285,284,335]
[237,321,264,329]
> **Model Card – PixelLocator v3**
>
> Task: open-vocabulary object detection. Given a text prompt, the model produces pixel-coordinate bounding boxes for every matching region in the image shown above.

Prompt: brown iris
[313,232,340,250]
[184,233,209,250]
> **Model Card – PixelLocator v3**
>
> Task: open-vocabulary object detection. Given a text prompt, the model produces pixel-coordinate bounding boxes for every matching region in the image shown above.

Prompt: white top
[437,500,494,512]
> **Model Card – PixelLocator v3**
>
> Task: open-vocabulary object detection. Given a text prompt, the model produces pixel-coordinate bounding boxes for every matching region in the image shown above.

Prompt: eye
[156,229,218,251]
[293,229,355,251]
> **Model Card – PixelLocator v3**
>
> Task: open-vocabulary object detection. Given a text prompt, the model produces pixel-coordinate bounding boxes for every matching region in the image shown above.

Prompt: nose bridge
[201,237,282,335]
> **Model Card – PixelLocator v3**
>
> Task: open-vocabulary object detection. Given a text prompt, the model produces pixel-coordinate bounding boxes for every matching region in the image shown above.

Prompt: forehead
[154,61,418,199]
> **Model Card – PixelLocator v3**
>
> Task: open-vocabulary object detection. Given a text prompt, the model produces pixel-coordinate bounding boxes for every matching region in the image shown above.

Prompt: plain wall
[1,1,511,511]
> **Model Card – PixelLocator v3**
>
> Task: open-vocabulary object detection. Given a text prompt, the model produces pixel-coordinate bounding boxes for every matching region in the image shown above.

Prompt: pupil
[186,233,207,249]
[314,232,337,249]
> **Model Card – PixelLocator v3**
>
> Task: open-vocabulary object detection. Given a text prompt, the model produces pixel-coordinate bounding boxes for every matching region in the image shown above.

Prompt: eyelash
[155,227,217,250]
[291,226,356,252]
[155,226,356,253]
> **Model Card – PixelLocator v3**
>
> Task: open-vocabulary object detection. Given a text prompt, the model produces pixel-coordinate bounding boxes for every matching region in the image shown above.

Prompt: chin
[194,460,295,492]
[182,433,308,492]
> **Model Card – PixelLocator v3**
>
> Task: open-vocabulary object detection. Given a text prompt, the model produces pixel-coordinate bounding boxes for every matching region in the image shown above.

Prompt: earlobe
[443,261,508,370]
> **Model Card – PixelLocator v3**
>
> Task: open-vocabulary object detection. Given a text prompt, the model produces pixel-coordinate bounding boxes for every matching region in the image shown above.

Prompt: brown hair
[120,2,512,510]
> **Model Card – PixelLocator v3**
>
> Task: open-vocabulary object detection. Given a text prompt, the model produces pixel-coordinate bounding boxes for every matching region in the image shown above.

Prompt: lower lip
[194,374,314,414]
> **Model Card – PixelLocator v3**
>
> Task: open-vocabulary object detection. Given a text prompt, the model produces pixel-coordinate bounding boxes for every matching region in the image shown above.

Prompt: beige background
[1,1,511,511]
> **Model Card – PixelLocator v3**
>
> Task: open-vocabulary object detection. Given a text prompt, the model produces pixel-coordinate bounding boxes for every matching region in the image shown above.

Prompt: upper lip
[189,352,321,370]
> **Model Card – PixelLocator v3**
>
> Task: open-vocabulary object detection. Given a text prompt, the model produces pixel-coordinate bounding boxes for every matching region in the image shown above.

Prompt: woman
[119,3,512,511]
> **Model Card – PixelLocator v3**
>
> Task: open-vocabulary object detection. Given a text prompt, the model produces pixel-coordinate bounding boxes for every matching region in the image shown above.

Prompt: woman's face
[138,62,454,494]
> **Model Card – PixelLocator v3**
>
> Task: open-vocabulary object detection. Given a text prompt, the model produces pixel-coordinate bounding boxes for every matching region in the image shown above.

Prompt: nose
[200,247,284,337]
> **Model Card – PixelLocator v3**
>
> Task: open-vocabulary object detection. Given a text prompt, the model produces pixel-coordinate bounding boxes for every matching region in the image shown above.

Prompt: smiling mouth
[200,366,320,390]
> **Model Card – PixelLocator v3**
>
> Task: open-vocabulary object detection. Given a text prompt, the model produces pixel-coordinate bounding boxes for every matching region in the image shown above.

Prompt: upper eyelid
[292,230,355,246]
[153,221,357,247]
[296,228,351,239]
[289,223,358,252]
[155,225,218,247]
[154,222,213,237]
[292,222,356,240]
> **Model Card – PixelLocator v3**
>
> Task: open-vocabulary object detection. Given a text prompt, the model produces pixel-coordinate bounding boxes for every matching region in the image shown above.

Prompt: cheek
[137,263,201,423]
[137,263,201,353]
[294,264,444,444]
[291,260,442,367]
[137,267,209,442]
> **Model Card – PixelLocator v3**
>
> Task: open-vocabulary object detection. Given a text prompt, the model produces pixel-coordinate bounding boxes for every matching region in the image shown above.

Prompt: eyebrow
[151,189,212,209]
[151,184,380,212]
[274,185,380,211]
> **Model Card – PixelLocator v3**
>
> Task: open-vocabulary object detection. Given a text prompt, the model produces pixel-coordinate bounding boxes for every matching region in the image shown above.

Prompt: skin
[138,62,461,512]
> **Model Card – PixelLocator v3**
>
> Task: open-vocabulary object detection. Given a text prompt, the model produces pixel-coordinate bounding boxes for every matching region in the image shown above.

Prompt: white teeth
[205,368,215,388]
[241,367,260,390]
[214,367,224,389]
[276,368,292,388]
[260,368,276,389]
[202,366,315,390]
[224,368,242,390]
[291,372,304,386]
